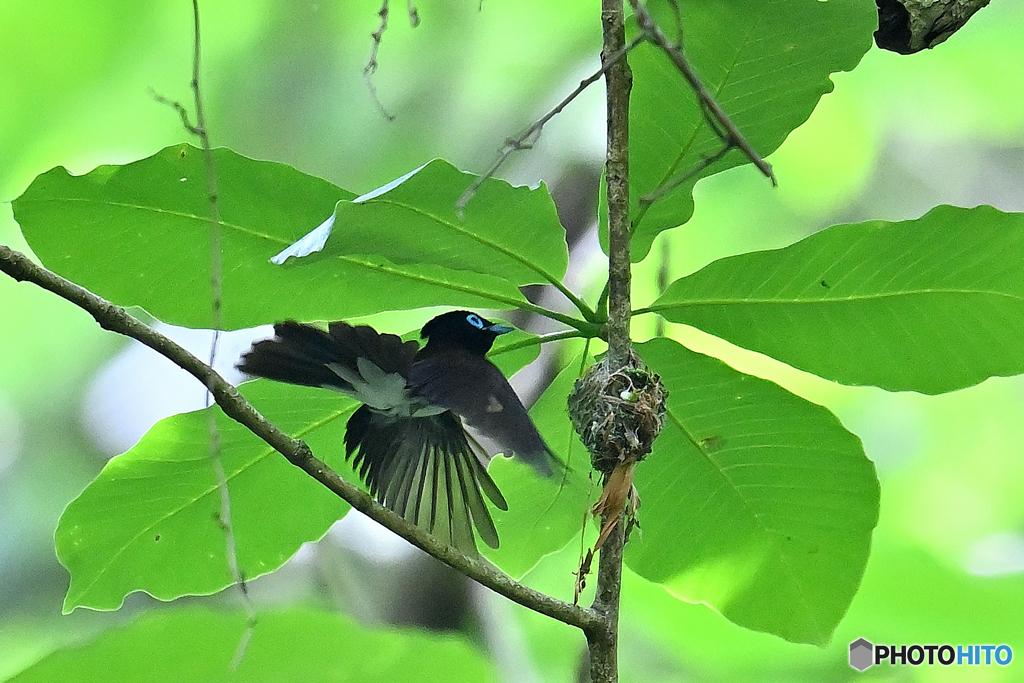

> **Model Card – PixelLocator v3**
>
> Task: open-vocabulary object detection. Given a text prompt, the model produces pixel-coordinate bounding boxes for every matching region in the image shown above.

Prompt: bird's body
[237,310,559,553]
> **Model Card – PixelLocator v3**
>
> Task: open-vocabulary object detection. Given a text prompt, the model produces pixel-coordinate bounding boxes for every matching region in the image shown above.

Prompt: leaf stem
[514,300,604,337]
[492,329,589,357]
[455,35,644,221]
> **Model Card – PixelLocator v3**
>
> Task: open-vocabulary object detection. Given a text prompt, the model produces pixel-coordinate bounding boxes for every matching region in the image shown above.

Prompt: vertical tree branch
[187,0,255,661]
[589,0,632,680]
[603,0,632,372]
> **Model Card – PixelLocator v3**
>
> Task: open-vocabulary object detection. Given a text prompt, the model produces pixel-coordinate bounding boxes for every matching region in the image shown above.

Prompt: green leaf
[627,338,879,645]
[7,607,497,683]
[56,381,356,612]
[321,159,568,291]
[616,0,875,261]
[647,205,1024,394]
[485,350,596,578]
[12,145,547,329]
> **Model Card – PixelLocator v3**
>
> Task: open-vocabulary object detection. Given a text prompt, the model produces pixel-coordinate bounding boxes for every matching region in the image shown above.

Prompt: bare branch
[364,0,396,121]
[150,90,201,134]
[156,0,248,653]
[0,244,603,636]
[183,0,254,662]
[585,0,633,679]
[629,0,776,186]
[455,34,644,217]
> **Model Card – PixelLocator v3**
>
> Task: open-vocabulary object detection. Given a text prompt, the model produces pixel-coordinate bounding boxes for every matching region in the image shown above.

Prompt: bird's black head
[420,311,513,355]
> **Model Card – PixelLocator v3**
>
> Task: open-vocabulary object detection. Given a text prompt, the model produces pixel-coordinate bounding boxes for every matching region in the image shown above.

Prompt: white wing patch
[325,359,407,412]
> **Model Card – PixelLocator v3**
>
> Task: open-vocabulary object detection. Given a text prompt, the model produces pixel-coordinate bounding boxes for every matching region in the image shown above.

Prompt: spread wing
[238,321,508,553]
[345,406,508,552]
[237,320,419,412]
[408,351,560,476]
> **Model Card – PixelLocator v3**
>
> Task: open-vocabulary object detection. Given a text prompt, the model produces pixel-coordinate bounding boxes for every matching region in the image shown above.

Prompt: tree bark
[587,0,632,680]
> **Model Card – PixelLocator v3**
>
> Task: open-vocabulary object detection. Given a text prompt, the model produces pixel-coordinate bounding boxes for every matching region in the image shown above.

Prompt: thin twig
[639,141,730,206]
[364,1,396,121]
[453,34,642,325]
[455,34,644,218]
[629,0,776,186]
[150,91,200,134]
[188,0,222,340]
[155,0,246,634]
[181,0,254,663]
[0,244,603,636]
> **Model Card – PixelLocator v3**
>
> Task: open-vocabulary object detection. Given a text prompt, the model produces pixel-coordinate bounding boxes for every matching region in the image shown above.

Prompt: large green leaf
[616,0,874,261]
[55,381,356,612]
[56,328,542,611]
[7,607,497,683]
[646,205,1024,394]
[12,146,564,329]
[628,338,878,645]
[485,351,596,578]
[320,159,568,292]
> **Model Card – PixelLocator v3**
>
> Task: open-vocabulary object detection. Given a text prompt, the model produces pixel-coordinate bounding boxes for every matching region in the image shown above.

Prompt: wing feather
[345,409,503,553]
[408,352,561,476]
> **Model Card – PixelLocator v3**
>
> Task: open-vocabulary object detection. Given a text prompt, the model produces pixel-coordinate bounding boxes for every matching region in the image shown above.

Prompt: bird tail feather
[237,321,417,392]
[346,406,507,553]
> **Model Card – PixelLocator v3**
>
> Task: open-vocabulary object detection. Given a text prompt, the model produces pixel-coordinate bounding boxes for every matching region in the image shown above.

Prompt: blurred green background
[2,0,1024,680]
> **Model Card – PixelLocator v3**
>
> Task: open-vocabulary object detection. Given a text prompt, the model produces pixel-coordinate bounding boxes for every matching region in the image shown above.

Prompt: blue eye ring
[466,313,485,329]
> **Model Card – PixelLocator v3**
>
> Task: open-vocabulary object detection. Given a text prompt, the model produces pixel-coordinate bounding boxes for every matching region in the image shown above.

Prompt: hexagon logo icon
[849,638,874,671]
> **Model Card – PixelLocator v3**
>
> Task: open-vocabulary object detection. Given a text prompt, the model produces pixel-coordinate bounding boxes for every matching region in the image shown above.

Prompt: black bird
[237,310,560,553]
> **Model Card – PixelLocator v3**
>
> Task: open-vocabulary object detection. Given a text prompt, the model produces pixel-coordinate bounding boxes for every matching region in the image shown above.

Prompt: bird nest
[567,349,667,476]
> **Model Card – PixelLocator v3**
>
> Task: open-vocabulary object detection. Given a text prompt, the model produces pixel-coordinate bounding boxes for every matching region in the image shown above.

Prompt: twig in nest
[574,506,596,604]
[574,462,642,604]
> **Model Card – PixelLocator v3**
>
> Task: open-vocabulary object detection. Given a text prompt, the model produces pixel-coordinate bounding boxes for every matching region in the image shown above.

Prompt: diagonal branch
[454,36,643,326]
[639,141,730,207]
[629,0,776,186]
[455,34,645,219]
[0,243,602,635]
